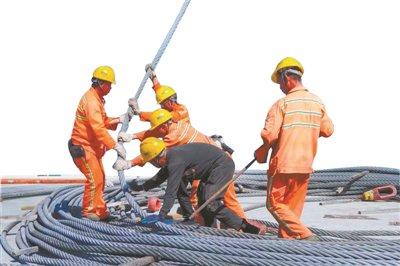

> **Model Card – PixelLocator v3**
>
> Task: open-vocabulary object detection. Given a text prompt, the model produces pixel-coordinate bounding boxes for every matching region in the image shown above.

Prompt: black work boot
[241,219,262,234]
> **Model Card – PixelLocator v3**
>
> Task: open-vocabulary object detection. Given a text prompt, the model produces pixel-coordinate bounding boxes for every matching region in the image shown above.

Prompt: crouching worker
[114,138,262,234]
[117,109,246,222]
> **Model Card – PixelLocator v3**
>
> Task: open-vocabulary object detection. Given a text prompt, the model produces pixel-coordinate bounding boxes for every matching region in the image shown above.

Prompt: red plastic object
[362,185,397,201]
[147,197,161,212]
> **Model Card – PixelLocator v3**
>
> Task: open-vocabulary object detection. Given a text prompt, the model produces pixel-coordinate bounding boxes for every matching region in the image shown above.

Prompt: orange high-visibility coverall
[71,87,118,219]
[133,121,246,219]
[139,79,190,123]
[258,86,333,239]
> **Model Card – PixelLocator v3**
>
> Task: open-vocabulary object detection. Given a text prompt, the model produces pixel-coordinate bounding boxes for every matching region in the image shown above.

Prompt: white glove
[118,132,134,142]
[128,98,140,115]
[113,143,126,159]
[145,63,155,79]
[113,159,132,171]
[119,113,128,124]
[105,179,114,187]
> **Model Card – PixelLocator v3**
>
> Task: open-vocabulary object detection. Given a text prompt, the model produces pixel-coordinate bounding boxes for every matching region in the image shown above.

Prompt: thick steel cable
[2,167,400,265]
[115,0,192,222]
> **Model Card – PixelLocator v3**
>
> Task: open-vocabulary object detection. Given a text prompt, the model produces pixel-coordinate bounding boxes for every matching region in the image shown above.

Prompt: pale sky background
[0,0,399,178]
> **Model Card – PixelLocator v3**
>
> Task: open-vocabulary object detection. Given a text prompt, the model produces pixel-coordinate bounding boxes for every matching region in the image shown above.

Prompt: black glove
[129,179,144,192]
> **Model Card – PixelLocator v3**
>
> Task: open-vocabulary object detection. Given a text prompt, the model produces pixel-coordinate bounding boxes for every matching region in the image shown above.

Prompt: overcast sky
[0,0,399,178]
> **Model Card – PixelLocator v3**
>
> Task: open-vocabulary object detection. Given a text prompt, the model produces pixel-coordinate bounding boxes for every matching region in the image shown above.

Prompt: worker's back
[167,143,230,180]
[164,121,215,147]
[269,87,333,175]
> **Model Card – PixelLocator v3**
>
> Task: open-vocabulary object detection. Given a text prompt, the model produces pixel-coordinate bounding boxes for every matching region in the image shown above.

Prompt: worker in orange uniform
[69,66,127,221]
[130,64,189,123]
[255,57,334,240]
[115,109,246,222]
[115,138,263,234]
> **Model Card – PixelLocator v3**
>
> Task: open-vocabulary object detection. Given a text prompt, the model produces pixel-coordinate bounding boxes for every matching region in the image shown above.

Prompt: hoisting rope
[115,0,192,219]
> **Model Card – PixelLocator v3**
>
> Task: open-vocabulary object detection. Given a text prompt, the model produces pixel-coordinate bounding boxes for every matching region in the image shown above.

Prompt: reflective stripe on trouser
[266,173,312,239]
[190,180,246,219]
[73,151,108,219]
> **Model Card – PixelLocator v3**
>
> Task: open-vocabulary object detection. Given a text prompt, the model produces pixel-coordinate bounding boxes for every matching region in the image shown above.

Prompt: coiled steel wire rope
[2,167,399,265]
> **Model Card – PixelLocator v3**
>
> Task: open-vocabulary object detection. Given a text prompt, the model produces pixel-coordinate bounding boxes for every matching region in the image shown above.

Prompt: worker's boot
[246,220,268,234]
[103,214,120,222]
[85,213,119,222]
[241,219,266,235]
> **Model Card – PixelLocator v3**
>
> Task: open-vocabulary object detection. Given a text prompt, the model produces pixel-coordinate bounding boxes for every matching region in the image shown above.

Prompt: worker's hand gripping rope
[128,98,140,115]
[113,143,126,159]
[113,0,192,223]
[118,132,135,142]
[113,159,132,171]
[118,113,129,124]
[145,64,156,80]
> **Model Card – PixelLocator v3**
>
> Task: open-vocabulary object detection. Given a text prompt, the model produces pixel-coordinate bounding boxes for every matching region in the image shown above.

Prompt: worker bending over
[130,65,189,123]
[69,66,126,221]
[115,109,246,221]
[120,138,262,234]
[255,57,334,240]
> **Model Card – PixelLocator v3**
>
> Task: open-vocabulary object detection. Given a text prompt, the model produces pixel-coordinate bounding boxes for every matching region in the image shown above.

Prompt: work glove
[254,144,268,164]
[118,113,129,124]
[128,98,140,115]
[113,143,126,159]
[141,213,173,225]
[118,132,134,143]
[129,179,144,191]
[113,159,132,171]
[145,64,156,80]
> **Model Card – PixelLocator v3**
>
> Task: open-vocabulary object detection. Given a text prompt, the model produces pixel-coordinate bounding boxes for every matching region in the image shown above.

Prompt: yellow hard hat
[149,109,172,130]
[156,85,176,104]
[93,66,116,84]
[140,137,166,163]
[271,57,304,84]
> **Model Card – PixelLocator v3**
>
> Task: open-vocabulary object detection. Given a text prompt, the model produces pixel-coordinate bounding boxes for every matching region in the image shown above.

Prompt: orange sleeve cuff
[131,155,145,167]
[106,118,119,131]
[139,112,152,122]
[134,130,147,142]
[152,79,161,92]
